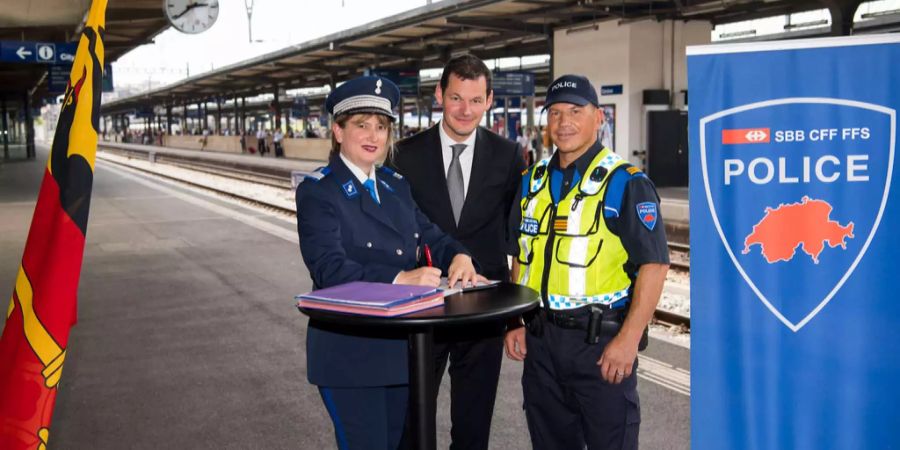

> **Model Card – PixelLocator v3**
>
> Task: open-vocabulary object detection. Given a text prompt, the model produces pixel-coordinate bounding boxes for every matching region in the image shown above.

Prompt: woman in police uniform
[295,76,480,450]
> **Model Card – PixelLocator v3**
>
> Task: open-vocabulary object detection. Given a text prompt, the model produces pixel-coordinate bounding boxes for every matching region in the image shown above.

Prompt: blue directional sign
[600,84,623,95]
[370,69,419,95]
[48,65,69,94]
[101,63,114,92]
[0,41,78,64]
[492,72,535,97]
[291,96,310,119]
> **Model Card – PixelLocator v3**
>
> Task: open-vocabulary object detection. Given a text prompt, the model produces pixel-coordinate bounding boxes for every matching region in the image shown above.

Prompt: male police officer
[504,75,670,450]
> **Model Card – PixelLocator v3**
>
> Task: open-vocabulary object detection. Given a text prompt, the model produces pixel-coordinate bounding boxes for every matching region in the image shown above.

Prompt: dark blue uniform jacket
[295,155,468,387]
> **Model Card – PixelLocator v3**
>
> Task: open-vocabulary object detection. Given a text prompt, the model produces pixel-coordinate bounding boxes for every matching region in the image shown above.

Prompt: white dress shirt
[339,153,379,203]
[438,120,477,196]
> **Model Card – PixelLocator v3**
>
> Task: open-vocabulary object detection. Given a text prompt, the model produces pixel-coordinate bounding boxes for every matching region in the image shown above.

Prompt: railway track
[101,149,692,332]
[668,241,690,272]
[654,308,690,331]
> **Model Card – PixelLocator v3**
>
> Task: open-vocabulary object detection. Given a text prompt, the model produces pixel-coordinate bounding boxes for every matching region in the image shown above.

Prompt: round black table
[298,282,539,450]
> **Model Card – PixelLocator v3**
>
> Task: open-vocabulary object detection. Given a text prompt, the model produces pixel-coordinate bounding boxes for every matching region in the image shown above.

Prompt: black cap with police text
[543,74,599,110]
[325,76,401,122]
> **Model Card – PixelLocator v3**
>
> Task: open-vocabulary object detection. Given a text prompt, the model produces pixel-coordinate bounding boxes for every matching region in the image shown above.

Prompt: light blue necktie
[362,179,379,205]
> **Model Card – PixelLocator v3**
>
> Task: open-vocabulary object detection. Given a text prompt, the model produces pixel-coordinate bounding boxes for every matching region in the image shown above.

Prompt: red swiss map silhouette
[742,196,854,264]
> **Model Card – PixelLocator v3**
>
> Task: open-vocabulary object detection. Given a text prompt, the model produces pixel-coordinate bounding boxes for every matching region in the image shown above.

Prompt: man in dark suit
[389,54,526,450]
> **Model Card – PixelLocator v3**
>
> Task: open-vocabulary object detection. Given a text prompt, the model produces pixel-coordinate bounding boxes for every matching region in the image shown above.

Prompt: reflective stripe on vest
[517,148,633,309]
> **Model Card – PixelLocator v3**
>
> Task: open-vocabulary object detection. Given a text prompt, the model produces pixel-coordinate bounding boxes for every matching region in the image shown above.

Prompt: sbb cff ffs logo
[722,128,770,144]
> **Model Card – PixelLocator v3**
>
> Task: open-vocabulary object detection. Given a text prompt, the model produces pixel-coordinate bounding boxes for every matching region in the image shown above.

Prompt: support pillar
[215,98,222,135]
[241,97,247,133]
[823,0,863,36]
[526,95,535,130]
[23,92,34,158]
[274,86,282,131]
[3,98,9,160]
[166,104,173,135]
[197,101,204,131]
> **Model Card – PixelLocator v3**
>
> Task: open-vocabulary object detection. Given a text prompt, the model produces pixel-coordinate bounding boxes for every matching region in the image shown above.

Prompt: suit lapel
[458,127,490,230]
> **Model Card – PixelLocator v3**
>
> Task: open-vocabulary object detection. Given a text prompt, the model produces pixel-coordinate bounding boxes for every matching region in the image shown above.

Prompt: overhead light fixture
[719,29,757,39]
[522,36,548,44]
[861,9,900,19]
[783,19,828,30]
[682,4,727,17]
[618,16,655,26]
[566,23,599,35]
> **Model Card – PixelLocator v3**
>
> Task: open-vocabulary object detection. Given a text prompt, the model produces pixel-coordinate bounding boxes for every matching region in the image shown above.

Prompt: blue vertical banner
[688,35,900,449]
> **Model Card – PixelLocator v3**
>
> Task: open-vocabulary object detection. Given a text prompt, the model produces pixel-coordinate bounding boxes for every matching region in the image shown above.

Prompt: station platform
[98,140,323,177]
[0,143,31,161]
[0,144,689,449]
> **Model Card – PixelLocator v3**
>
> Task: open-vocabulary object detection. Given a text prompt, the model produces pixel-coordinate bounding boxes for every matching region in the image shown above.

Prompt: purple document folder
[296,281,440,308]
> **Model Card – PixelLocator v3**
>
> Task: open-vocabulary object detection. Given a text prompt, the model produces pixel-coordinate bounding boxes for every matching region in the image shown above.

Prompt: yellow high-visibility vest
[517,148,632,310]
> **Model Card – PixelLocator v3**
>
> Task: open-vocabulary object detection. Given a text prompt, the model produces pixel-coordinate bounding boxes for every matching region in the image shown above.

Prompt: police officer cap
[325,76,400,122]
[543,74,599,110]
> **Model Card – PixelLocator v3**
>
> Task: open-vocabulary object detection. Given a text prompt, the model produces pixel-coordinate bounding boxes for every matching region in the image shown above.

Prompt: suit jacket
[390,125,526,281]
[295,156,467,387]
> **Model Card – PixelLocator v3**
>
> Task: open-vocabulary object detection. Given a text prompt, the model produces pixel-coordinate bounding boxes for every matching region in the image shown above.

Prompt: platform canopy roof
[0,0,169,99]
[102,0,867,115]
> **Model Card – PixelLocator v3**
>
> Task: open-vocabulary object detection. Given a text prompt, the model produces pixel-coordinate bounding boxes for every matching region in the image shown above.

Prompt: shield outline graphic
[700,97,896,332]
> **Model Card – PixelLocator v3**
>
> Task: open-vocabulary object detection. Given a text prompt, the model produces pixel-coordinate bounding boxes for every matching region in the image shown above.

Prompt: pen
[423,244,433,267]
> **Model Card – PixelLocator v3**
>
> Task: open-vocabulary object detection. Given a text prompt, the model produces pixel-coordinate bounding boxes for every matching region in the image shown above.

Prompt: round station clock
[164,0,220,34]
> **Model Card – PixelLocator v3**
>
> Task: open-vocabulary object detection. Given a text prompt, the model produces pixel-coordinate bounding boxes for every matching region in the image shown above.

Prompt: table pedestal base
[409,326,436,450]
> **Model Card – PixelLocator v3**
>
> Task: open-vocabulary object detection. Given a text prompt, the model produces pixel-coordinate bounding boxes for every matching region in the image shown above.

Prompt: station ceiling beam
[101,0,886,117]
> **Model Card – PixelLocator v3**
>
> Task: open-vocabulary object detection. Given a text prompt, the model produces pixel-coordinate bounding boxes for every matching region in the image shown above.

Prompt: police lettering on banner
[723,155,870,185]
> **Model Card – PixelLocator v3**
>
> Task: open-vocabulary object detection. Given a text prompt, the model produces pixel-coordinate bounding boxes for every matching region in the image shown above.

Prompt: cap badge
[375,79,383,95]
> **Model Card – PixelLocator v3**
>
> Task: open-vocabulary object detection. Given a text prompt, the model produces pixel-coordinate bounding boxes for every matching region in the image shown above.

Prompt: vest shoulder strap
[526,157,552,195]
[578,149,625,196]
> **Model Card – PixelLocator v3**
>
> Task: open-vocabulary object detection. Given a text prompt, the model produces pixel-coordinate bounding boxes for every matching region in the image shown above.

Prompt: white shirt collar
[339,153,377,185]
[438,120,477,150]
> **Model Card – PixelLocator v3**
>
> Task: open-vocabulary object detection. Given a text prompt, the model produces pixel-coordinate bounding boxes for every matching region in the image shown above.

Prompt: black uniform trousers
[522,318,641,450]
[431,322,505,450]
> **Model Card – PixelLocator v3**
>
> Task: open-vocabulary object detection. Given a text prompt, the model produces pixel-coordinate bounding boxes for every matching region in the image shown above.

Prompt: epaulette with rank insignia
[378,165,404,180]
[624,164,645,177]
[301,166,331,183]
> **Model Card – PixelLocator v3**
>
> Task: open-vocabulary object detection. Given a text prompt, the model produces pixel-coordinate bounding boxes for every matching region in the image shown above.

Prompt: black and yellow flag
[0,1,106,448]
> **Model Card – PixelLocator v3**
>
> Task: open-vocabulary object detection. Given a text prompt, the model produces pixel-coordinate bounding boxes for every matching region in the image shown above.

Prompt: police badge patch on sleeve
[636,202,658,230]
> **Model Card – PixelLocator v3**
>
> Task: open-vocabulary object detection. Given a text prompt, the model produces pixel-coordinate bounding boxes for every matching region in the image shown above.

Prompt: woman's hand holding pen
[396,267,442,287]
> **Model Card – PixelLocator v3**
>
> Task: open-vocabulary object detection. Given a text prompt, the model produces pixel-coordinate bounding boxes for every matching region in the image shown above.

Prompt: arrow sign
[15,46,32,60]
